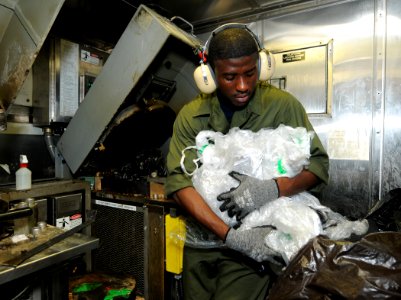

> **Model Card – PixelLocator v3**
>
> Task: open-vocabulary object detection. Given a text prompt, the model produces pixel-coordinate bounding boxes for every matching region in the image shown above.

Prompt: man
[165,25,329,300]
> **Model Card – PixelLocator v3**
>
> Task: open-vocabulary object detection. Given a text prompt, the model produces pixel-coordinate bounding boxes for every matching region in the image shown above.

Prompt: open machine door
[57,5,201,175]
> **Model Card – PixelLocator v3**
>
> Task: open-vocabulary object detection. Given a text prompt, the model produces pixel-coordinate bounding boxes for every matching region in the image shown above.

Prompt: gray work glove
[225,227,282,264]
[218,171,279,220]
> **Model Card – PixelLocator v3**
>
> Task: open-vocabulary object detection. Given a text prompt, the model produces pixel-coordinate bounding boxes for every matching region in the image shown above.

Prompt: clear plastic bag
[240,192,368,264]
[181,125,369,262]
[190,125,314,226]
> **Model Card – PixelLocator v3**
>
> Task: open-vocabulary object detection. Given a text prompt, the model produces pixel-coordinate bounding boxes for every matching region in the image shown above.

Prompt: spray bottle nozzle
[20,155,28,164]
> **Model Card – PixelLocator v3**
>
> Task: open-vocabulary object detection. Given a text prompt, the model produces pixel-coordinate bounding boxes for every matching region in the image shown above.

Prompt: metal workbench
[0,179,99,298]
[0,231,99,285]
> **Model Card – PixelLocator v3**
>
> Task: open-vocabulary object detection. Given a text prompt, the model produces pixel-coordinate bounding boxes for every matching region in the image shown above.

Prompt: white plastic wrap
[240,192,369,264]
[190,125,313,226]
[241,194,322,264]
[181,125,369,262]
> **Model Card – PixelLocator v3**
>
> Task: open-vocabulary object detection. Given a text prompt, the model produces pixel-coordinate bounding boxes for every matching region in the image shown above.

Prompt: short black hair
[207,27,259,68]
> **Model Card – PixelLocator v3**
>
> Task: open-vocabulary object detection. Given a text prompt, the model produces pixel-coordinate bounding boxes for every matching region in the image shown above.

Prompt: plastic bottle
[16,154,32,190]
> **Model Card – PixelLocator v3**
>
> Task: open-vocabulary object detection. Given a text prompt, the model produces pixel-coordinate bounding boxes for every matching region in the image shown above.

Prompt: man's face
[213,53,259,108]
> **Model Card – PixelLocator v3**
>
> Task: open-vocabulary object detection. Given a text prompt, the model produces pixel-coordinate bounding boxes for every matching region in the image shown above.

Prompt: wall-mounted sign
[282,51,305,63]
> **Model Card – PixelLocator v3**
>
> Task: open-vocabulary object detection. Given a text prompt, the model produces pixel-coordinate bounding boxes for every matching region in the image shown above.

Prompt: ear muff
[193,23,275,94]
[258,50,276,81]
[193,62,217,94]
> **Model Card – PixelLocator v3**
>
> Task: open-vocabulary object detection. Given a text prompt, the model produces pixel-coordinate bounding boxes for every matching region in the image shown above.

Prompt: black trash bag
[267,232,401,299]
[367,188,401,232]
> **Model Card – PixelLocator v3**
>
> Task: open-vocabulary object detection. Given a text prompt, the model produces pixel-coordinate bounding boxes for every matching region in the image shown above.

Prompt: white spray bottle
[16,154,32,190]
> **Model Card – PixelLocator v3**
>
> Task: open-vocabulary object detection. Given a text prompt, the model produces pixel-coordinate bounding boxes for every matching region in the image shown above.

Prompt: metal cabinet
[92,192,175,300]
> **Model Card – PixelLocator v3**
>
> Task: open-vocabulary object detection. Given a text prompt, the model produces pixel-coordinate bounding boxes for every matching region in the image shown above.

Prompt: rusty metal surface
[0,227,98,284]
[0,0,65,112]
[0,225,67,265]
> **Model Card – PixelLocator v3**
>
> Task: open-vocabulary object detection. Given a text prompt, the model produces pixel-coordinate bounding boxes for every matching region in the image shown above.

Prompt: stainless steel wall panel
[382,0,401,193]
[253,0,378,213]
[371,0,387,204]
[270,41,332,114]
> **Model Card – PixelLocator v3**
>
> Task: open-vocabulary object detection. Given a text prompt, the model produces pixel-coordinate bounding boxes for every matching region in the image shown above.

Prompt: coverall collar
[192,85,263,133]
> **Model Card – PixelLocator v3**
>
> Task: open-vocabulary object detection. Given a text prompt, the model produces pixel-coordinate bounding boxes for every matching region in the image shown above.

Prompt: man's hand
[225,227,282,264]
[217,172,279,220]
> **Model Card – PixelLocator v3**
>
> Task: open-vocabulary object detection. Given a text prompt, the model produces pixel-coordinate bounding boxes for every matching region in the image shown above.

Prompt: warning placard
[282,51,305,63]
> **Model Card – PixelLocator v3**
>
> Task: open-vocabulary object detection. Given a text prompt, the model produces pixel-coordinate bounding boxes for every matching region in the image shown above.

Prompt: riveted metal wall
[246,0,401,216]
[382,0,401,196]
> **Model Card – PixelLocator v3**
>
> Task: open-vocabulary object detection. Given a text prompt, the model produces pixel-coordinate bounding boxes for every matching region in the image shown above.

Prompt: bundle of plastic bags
[181,125,313,225]
[181,125,368,263]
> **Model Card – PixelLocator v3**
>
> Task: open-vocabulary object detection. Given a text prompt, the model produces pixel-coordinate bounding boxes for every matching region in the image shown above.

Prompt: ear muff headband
[193,23,275,94]
[204,23,263,55]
